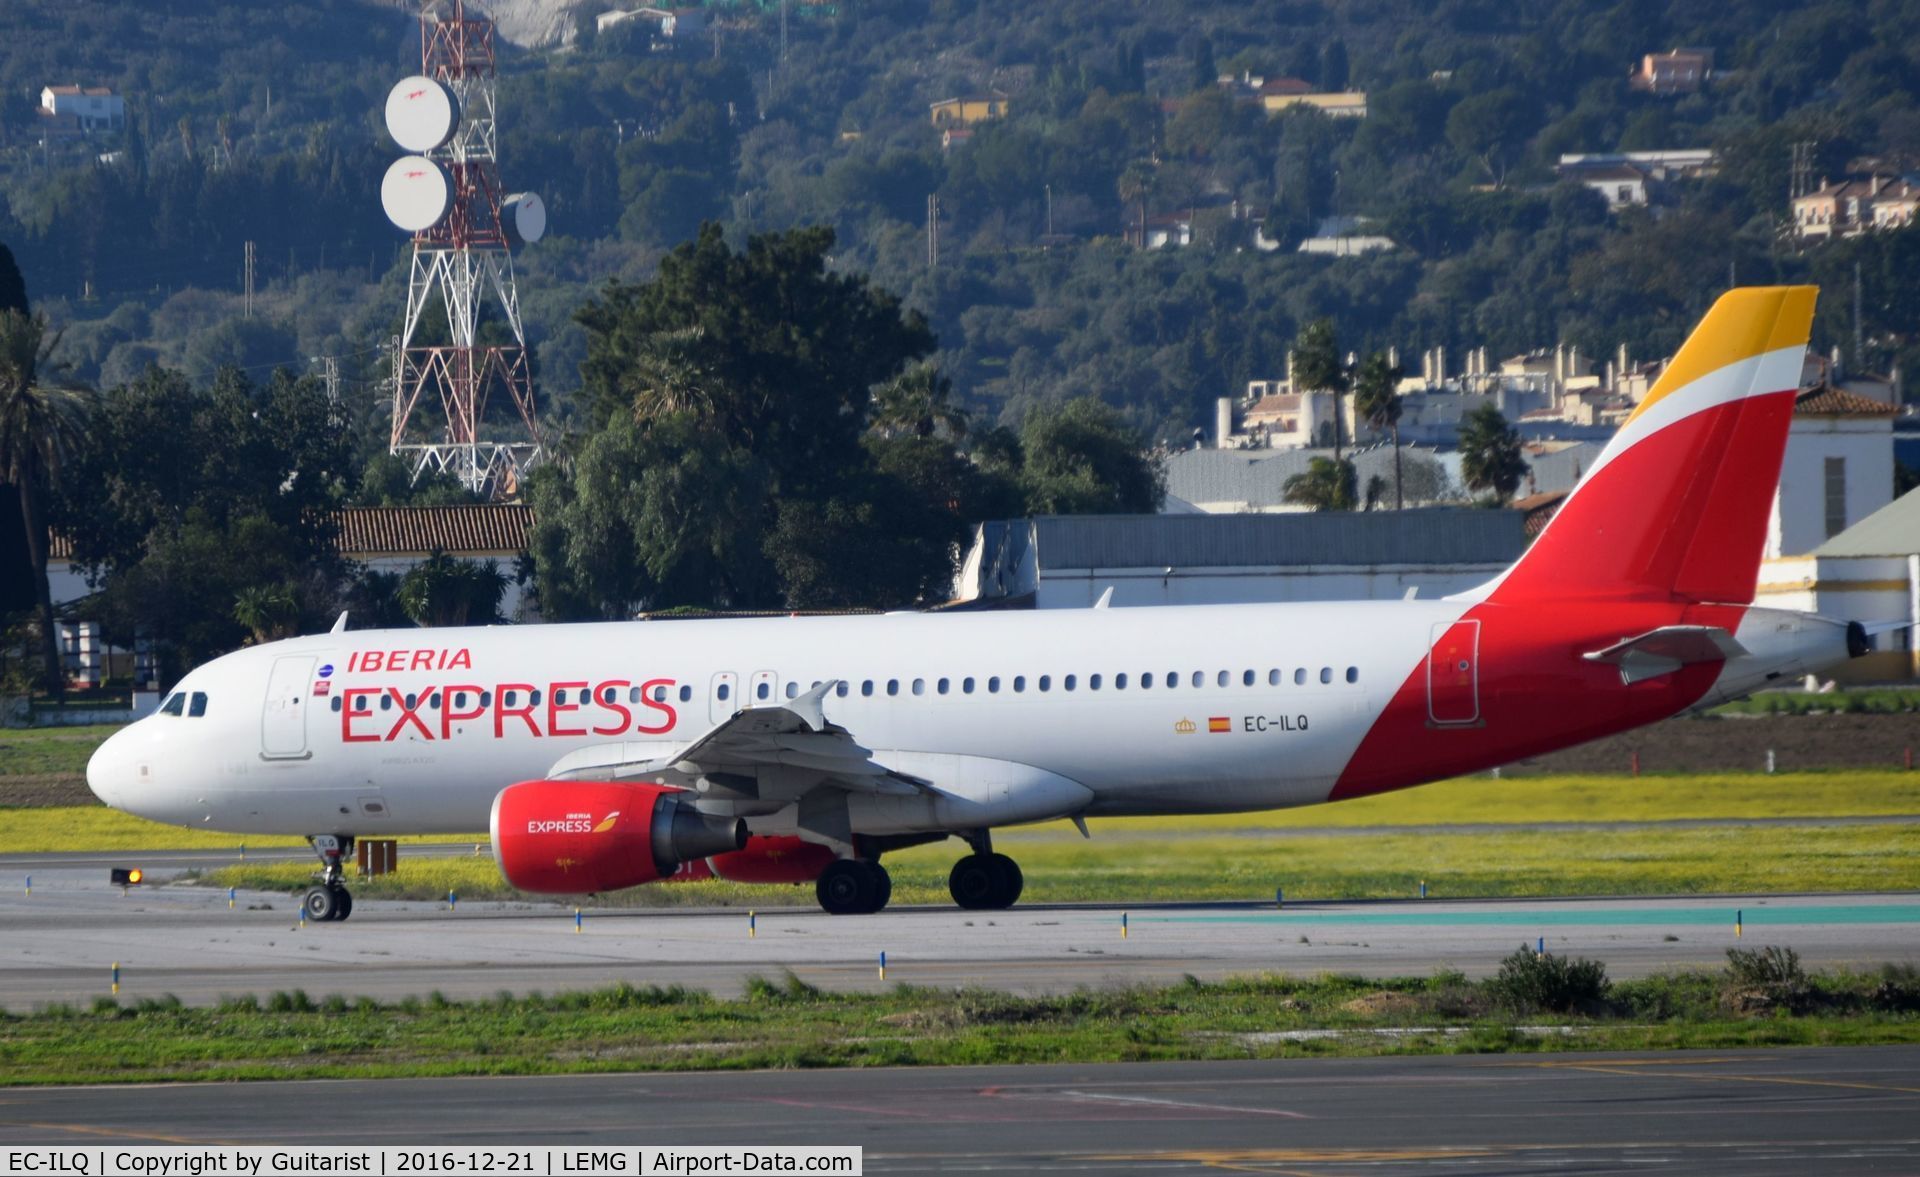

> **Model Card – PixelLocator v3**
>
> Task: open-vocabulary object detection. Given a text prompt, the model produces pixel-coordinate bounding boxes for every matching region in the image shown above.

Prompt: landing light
[110,867,144,886]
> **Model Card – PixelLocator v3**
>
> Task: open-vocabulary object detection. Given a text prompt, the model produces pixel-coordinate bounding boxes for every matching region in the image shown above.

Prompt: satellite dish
[384,76,460,153]
[503,192,546,244]
[381,156,451,233]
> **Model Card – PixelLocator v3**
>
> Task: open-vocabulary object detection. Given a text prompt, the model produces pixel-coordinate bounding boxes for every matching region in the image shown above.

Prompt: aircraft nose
[86,727,132,809]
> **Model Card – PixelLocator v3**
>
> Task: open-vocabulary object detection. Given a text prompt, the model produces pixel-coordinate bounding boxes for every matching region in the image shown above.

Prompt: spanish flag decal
[592,811,621,834]
[1208,717,1231,733]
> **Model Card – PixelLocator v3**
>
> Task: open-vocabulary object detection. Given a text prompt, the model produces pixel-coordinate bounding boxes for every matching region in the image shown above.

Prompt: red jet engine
[491,780,745,893]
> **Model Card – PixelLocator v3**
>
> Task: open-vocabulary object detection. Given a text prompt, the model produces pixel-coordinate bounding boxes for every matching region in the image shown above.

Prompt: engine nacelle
[706,836,837,884]
[491,780,746,894]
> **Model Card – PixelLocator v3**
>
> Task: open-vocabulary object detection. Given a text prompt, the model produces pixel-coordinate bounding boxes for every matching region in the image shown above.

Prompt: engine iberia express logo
[593,811,621,834]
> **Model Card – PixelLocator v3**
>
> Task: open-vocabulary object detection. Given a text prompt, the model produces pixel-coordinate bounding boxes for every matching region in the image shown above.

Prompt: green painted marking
[1143,904,1920,927]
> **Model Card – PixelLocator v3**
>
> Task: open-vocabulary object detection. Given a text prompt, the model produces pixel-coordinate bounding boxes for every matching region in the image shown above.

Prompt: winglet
[781,680,836,732]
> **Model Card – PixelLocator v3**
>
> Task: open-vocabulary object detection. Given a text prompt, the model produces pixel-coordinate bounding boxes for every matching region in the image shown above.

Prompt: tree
[1291,319,1350,461]
[1352,351,1405,509]
[0,244,27,318]
[1445,89,1529,185]
[0,311,90,697]
[1283,455,1357,511]
[871,363,968,440]
[1018,398,1163,515]
[1459,402,1527,504]
[233,583,300,644]
[396,551,509,628]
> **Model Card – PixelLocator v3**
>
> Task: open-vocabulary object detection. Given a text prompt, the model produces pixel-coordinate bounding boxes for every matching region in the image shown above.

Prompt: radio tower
[381,0,545,498]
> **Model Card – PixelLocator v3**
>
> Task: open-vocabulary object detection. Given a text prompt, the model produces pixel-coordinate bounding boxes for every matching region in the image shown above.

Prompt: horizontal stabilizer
[1582,625,1747,685]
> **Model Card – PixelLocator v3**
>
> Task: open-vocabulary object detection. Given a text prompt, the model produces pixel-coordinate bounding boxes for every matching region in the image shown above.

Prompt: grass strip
[0,725,122,779]
[2,954,1916,1085]
[9,770,1920,855]
[202,823,1920,906]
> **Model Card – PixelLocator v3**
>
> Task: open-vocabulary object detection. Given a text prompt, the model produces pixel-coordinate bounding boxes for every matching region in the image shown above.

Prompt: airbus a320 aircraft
[88,286,1871,921]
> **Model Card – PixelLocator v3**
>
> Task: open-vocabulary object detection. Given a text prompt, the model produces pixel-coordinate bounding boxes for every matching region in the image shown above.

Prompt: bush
[1869,963,1920,1013]
[1486,945,1610,1013]
[1722,946,1810,1015]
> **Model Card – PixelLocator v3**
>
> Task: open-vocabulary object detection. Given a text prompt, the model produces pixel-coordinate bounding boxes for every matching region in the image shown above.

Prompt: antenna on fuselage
[329,611,349,634]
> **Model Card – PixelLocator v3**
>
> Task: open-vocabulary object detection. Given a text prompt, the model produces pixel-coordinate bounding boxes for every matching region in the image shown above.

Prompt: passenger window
[717,684,730,701]
[1244,670,1255,687]
[1116,673,1127,689]
[1013,676,1026,693]
[1268,669,1280,686]
[1089,673,1101,690]
[529,690,543,707]
[653,685,667,702]
[756,681,770,700]
[356,694,372,713]
[455,691,469,709]
[629,686,642,704]
[404,692,418,709]
[988,676,1001,693]
[1320,667,1333,684]
[1192,671,1204,688]
[912,678,925,696]
[786,682,799,699]
[429,692,441,709]
[937,678,950,695]
[503,691,516,708]
[159,693,184,716]
[679,685,692,702]
[862,680,874,697]
[1216,670,1228,688]
[1346,667,1358,683]
[330,696,342,713]
[554,689,566,705]
[480,691,491,708]
[189,692,208,717]
[1294,669,1307,686]
[380,694,393,711]
[834,682,849,698]
[887,679,900,696]
[1140,673,1152,690]
[1165,672,1177,689]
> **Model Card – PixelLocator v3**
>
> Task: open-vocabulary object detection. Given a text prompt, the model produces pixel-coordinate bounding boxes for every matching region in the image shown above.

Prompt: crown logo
[1174,717,1197,734]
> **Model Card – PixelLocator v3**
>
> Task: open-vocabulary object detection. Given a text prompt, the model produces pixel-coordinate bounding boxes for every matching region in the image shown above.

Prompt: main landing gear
[948,830,1023,910]
[816,858,892,915]
[302,834,355,922]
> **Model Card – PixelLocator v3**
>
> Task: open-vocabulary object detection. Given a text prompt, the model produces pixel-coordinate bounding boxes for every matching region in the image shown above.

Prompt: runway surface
[2,1048,1917,1173]
[1,855,1916,1007]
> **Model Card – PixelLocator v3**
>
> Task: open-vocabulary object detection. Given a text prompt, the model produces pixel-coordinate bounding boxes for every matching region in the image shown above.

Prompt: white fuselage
[87,599,1465,836]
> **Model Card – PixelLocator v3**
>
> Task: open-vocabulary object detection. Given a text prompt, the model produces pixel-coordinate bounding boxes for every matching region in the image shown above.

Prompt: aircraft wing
[1582,625,1748,685]
[542,681,928,799]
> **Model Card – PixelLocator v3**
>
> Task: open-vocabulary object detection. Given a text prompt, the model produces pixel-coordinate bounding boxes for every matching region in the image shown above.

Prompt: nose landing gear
[302,834,356,922]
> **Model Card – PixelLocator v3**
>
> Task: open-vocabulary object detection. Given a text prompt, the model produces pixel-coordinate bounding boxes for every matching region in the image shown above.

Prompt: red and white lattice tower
[380,0,545,498]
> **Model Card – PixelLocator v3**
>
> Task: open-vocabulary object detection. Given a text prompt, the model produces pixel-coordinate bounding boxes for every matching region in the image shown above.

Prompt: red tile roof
[330,505,533,556]
[1793,387,1899,417]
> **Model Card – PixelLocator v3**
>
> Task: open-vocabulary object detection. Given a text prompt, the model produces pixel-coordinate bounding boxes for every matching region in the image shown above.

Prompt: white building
[1757,489,1920,682]
[1766,386,1899,559]
[38,84,124,131]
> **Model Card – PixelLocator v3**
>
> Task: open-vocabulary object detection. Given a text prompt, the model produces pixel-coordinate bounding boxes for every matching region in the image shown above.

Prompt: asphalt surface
[1,855,1917,1006]
[3,1048,1917,1173]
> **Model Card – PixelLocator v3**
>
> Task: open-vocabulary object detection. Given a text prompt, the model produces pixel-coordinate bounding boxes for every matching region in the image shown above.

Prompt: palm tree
[1459,401,1528,505]
[871,363,968,440]
[232,584,301,645]
[1352,351,1405,508]
[1291,319,1350,462]
[624,326,720,423]
[0,310,89,698]
[1282,455,1357,512]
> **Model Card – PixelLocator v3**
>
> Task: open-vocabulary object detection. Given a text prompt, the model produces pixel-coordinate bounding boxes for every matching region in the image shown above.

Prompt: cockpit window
[188,692,208,717]
[159,693,185,717]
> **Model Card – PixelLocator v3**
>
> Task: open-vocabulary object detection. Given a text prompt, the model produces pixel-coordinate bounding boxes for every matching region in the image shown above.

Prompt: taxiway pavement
[2,1047,1916,1173]
[0,857,1915,1007]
